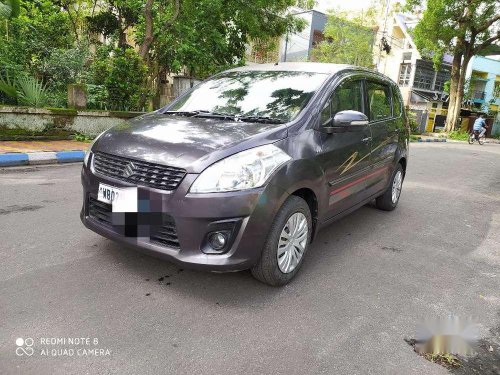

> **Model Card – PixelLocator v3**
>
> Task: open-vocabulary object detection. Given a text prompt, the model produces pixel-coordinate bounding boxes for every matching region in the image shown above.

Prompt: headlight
[190,144,291,193]
[84,131,105,166]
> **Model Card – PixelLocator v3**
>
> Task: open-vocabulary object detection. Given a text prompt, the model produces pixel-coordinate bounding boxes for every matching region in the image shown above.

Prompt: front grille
[150,220,180,249]
[93,152,186,191]
[88,195,180,249]
[88,196,112,227]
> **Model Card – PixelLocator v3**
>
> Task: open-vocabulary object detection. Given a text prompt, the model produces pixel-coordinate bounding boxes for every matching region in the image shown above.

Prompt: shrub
[86,84,108,110]
[448,130,469,141]
[105,49,149,111]
[407,111,421,134]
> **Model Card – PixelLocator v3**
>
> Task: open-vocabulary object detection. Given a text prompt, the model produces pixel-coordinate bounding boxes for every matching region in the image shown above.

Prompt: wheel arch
[290,187,319,243]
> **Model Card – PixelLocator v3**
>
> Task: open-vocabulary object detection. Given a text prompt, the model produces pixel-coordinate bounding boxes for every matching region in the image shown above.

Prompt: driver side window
[320,80,364,125]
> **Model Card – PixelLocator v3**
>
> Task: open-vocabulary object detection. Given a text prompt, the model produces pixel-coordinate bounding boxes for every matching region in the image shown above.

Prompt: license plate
[98,183,122,204]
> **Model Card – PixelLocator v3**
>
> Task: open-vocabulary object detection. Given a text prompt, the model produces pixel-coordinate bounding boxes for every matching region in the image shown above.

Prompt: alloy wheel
[391,170,403,204]
[277,212,308,274]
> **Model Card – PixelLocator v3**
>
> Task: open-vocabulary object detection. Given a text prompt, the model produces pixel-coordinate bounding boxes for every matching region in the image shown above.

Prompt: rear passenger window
[367,82,392,121]
[392,89,402,117]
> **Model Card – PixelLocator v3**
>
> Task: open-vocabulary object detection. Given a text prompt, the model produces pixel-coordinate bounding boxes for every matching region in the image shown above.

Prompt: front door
[366,80,397,195]
[318,79,372,219]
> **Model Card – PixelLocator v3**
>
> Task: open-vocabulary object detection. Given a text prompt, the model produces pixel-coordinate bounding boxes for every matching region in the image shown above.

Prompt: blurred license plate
[98,183,122,204]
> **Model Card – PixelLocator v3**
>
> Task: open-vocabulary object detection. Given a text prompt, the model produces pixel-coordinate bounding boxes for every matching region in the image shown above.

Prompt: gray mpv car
[81,63,409,286]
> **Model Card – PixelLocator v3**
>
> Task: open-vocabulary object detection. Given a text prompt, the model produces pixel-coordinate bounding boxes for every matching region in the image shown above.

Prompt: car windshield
[166,70,329,123]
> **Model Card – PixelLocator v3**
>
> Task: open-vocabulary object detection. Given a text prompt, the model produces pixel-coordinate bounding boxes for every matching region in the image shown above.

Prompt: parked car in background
[81,63,409,286]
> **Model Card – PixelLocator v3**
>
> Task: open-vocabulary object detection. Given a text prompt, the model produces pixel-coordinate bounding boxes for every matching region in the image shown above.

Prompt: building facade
[377,13,452,132]
[279,9,328,62]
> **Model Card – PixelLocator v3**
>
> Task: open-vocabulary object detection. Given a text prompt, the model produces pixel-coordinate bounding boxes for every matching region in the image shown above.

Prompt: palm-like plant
[0,73,49,107]
[0,0,20,20]
[15,75,48,107]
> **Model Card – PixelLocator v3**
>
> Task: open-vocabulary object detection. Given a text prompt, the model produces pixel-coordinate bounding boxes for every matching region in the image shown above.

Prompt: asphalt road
[1,142,499,375]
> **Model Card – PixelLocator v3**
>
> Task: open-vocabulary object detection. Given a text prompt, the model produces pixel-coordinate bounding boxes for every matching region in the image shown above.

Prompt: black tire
[251,195,312,286]
[375,163,404,211]
[478,136,485,145]
[468,134,474,144]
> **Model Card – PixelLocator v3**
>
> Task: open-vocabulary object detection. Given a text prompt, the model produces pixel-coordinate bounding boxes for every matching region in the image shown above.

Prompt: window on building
[413,65,434,90]
[398,64,412,87]
[402,52,412,61]
[434,70,450,92]
[367,81,392,121]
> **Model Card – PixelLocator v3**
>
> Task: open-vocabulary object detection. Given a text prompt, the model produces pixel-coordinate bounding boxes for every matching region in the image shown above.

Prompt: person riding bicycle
[472,114,488,140]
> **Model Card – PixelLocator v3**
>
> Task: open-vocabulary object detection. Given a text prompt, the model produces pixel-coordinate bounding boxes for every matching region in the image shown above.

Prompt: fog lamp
[208,232,227,250]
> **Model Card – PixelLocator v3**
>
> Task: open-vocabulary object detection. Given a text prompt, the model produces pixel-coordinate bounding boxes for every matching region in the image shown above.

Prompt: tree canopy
[311,11,376,68]
[408,0,500,131]
[0,0,305,110]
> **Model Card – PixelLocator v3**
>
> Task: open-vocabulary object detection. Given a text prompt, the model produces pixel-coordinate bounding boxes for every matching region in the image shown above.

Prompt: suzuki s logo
[123,162,136,178]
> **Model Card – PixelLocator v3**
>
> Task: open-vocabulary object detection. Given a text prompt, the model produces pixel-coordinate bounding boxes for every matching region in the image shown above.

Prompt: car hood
[93,112,288,173]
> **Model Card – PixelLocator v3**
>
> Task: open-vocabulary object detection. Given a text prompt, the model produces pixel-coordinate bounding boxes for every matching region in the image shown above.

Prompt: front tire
[251,196,312,286]
[376,164,404,211]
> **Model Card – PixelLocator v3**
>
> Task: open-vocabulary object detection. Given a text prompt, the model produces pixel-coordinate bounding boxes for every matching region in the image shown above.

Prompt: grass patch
[424,353,461,369]
[71,132,94,142]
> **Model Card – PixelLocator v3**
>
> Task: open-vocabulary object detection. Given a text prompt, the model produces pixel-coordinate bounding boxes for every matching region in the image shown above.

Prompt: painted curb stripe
[56,151,85,163]
[28,152,57,164]
[416,139,447,142]
[0,153,29,166]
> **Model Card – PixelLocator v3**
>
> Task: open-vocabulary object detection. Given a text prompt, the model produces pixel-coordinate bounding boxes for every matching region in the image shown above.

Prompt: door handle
[362,137,372,143]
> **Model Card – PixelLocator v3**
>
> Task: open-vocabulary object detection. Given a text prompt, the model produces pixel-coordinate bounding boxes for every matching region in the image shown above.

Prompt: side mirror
[321,110,369,134]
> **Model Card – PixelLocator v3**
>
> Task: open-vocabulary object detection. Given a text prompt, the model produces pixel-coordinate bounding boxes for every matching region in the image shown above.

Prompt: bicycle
[468,130,485,145]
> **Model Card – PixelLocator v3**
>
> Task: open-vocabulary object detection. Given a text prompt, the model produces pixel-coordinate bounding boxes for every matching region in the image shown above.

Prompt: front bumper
[80,159,288,271]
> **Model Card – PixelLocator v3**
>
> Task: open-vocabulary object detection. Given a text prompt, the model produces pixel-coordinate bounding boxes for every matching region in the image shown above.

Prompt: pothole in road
[405,325,500,374]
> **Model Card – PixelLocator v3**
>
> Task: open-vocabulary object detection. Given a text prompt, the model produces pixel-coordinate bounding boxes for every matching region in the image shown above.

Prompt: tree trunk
[444,51,462,132]
[448,55,471,132]
[139,0,154,60]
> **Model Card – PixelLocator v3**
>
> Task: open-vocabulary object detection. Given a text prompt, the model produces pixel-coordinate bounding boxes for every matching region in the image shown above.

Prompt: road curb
[0,150,85,167]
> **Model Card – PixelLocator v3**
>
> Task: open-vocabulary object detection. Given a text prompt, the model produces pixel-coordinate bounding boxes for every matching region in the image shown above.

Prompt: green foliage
[72,132,93,142]
[409,0,499,69]
[86,84,109,110]
[103,49,148,111]
[15,75,49,107]
[39,45,89,91]
[0,0,20,19]
[0,73,48,107]
[448,130,469,141]
[311,11,375,67]
[0,72,17,98]
[148,0,302,78]
[1,0,304,111]
[407,110,421,134]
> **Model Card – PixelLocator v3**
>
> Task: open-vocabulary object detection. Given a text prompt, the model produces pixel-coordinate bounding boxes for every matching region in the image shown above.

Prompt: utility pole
[284,32,288,62]
[376,0,391,72]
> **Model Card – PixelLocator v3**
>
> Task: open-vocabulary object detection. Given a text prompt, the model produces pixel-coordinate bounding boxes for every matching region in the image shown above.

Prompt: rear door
[318,78,372,219]
[365,80,397,196]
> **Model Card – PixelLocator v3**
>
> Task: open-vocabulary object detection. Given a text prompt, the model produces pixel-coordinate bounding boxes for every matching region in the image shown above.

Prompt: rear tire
[251,196,312,286]
[468,134,474,144]
[478,136,485,145]
[376,164,404,211]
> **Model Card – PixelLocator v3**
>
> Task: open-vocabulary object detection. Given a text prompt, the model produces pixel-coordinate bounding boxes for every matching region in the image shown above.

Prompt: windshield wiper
[192,110,236,120]
[238,116,284,124]
[163,110,236,120]
[163,110,201,117]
